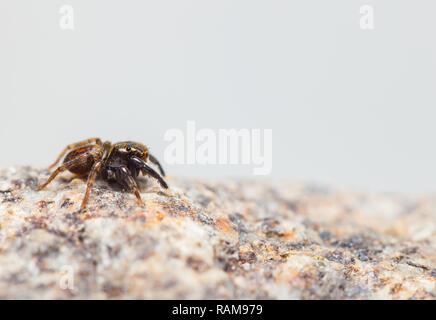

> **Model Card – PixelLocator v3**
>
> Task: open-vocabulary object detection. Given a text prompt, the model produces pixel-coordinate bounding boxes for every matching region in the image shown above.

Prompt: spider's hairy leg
[131,183,144,206]
[103,141,112,153]
[39,145,103,191]
[115,166,144,206]
[39,156,89,190]
[47,137,102,170]
[80,161,103,209]
[148,153,166,177]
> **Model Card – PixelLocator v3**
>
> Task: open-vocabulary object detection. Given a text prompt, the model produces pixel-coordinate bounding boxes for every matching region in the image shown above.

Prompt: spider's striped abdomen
[63,145,103,175]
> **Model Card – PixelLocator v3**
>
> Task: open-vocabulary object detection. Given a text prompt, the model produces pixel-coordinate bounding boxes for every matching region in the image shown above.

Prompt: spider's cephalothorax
[38,138,168,209]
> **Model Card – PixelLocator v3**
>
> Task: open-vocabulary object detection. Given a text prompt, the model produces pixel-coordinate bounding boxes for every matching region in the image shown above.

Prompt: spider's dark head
[111,141,149,162]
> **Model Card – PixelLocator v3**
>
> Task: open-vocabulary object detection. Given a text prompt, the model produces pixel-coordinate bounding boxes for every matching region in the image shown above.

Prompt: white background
[1,1,436,193]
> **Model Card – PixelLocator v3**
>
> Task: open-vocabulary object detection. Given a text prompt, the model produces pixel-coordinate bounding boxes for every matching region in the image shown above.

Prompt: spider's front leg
[113,166,144,206]
[148,153,166,177]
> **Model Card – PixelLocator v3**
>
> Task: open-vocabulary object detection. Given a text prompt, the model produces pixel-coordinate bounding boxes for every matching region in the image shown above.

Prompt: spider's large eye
[126,146,132,152]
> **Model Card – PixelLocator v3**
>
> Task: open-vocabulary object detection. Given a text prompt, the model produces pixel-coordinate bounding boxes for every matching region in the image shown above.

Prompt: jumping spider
[38,138,168,209]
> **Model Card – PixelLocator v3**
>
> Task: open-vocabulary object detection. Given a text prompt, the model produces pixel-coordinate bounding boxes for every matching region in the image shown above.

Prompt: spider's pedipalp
[129,156,168,189]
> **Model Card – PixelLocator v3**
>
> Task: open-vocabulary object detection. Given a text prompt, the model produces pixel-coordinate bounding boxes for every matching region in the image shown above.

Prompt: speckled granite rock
[0,166,435,299]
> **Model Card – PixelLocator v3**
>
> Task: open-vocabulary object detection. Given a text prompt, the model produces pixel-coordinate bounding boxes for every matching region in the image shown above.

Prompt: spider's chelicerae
[38,138,168,209]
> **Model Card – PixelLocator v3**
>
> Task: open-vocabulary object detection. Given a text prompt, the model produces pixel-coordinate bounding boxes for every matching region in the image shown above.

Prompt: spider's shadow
[62,175,155,193]
[110,176,155,193]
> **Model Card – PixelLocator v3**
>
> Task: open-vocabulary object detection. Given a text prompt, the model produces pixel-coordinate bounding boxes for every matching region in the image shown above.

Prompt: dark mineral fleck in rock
[319,231,331,241]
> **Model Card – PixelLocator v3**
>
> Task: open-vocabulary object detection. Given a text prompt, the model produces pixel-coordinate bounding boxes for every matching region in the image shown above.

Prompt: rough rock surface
[0,166,435,299]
